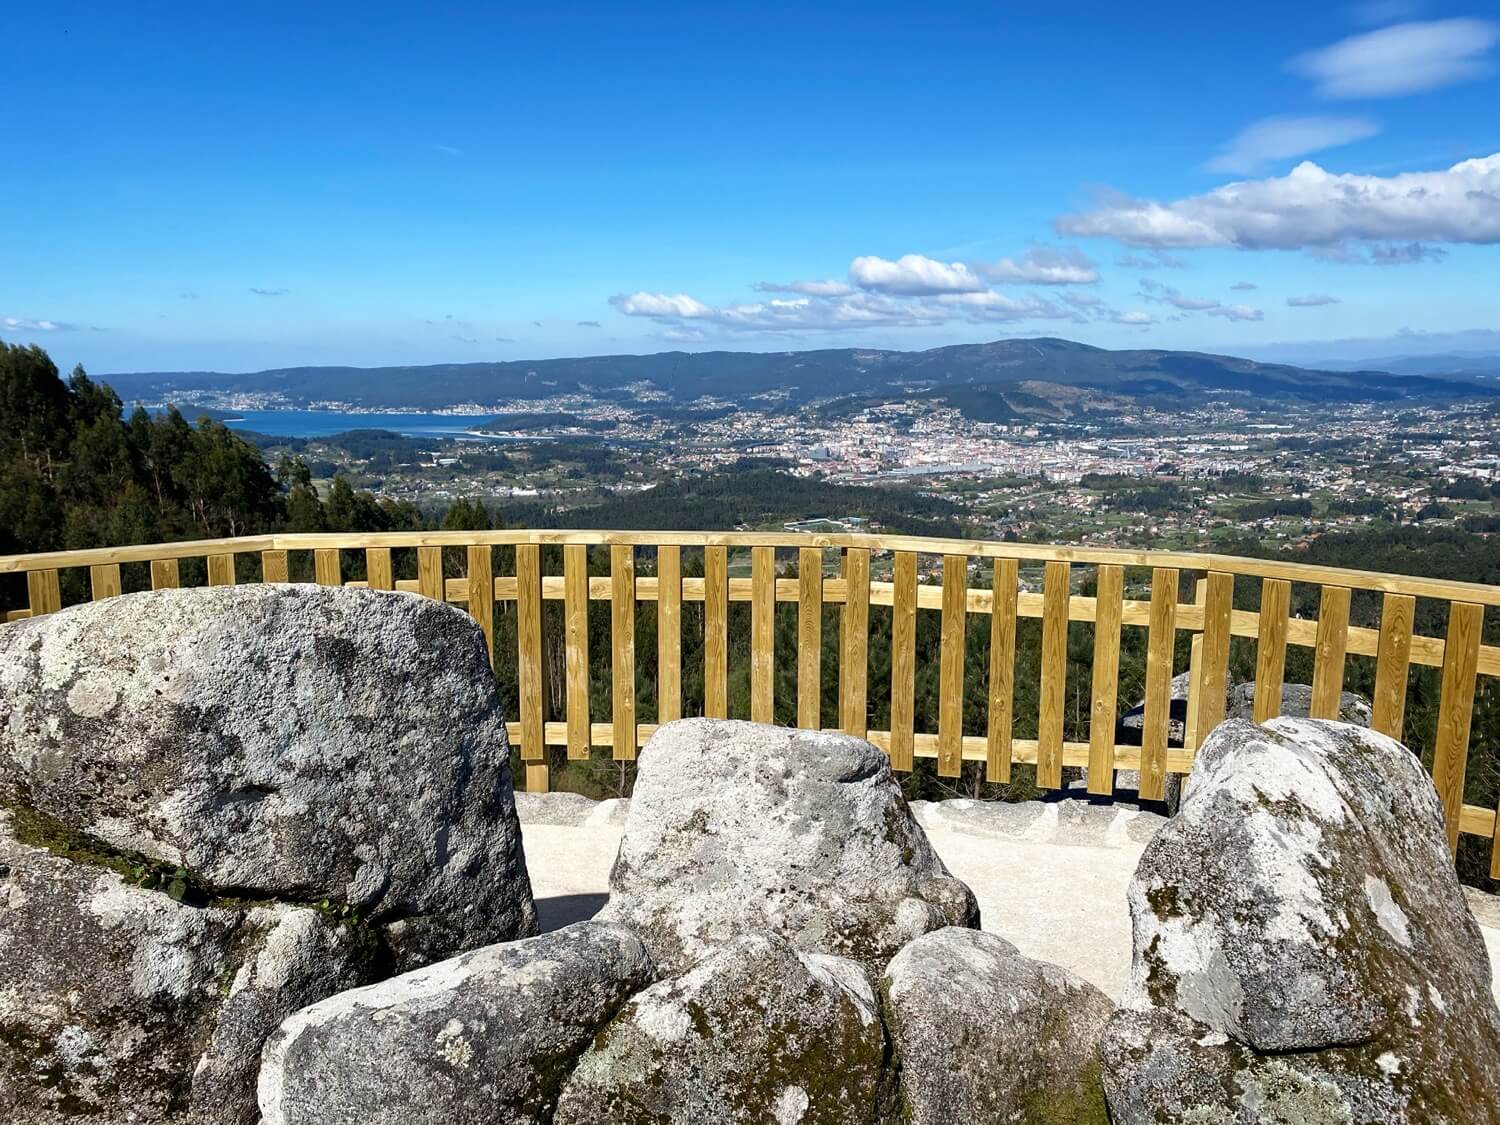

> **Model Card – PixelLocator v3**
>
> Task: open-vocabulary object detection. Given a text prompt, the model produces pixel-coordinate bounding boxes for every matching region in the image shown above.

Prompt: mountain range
[102,337,1498,414]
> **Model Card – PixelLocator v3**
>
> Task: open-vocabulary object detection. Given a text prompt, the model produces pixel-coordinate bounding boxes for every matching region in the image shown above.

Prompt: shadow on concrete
[535,893,608,933]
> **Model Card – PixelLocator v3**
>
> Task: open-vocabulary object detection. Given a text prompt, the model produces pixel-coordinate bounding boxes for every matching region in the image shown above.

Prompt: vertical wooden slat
[841,548,870,737]
[417,546,443,600]
[750,546,775,724]
[1310,585,1351,719]
[314,548,341,587]
[889,551,918,772]
[468,545,496,663]
[611,546,637,759]
[656,545,681,724]
[90,563,122,600]
[1253,578,1290,723]
[1195,571,1234,742]
[1037,560,1070,789]
[1140,567,1179,801]
[151,558,181,589]
[365,547,393,591]
[704,545,728,718]
[798,547,822,729]
[1432,601,1482,854]
[27,569,61,616]
[206,553,235,587]
[563,544,591,760]
[1371,592,1415,740]
[1184,579,1207,752]
[938,554,968,778]
[986,558,1019,783]
[1087,564,1123,796]
[514,544,543,761]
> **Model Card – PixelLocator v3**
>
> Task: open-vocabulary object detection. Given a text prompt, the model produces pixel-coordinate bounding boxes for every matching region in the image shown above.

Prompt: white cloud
[1289,19,1498,98]
[1288,294,1341,307]
[1205,115,1380,174]
[1112,310,1156,325]
[847,253,985,295]
[249,287,291,297]
[1206,304,1265,322]
[752,279,855,296]
[2,316,74,332]
[610,292,714,319]
[1115,251,1186,269]
[611,290,949,331]
[1231,281,1258,291]
[978,245,1100,285]
[1056,151,1500,250]
[1138,279,1264,322]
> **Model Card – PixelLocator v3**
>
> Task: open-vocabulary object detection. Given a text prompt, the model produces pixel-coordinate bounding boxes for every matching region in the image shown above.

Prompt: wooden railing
[3,530,1498,874]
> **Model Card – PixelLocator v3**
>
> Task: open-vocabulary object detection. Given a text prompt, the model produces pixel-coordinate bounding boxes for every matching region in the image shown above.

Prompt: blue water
[218,410,493,440]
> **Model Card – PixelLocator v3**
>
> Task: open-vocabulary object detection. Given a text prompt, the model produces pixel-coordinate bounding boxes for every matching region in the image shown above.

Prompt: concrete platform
[513,792,1500,1003]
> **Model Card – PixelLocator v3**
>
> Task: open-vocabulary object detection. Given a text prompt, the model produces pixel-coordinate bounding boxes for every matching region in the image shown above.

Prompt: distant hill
[101,337,1496,412]
[1309,352,1500,379]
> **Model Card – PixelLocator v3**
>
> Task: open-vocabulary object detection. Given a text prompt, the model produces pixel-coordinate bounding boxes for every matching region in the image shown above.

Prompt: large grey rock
[258,922,653,1125]
[553,932,884,1125]
[596,719,978,973]
[1103,716,1500,1123]
[881,927,1112,1125]
[1226,681,1372,726]
[0,808,370,1125]
[0,584,536,968]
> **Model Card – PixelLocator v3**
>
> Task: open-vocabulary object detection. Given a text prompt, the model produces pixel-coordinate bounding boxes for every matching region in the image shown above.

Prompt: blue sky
[3,1,1498,372]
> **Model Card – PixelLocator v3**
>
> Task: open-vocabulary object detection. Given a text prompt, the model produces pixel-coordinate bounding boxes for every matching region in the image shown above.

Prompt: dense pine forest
[2,340,1497,888]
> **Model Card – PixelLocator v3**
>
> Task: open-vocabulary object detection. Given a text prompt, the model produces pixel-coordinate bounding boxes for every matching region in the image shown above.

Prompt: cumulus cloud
[1288,294,1341,307]
[1112,310,1156,325]
[978,245,1100,285]
[1290,19,1498,98]
[1056,151,1500,251]
[1115,250,1186,269]
[847,253,985,295]
[753,279,855,296]
[2,316,75,332]
[1205,304,1265,322]
[249,287,290,297]
[1138,279,1263,321]
[1231,281,1259,291]
[1205,115,1380,174]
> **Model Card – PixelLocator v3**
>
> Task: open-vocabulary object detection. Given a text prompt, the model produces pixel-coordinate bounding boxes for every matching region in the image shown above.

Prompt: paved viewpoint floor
[515,792,1500,1003]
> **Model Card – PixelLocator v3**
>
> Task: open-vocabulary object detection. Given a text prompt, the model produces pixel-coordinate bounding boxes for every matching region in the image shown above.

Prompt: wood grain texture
[987,557,1019,783]
[656,545,681,724]
[1432,601,1482,854]
[27,569,60,617]
[417,546,443,600]
[525,763,550,794]
[1310,585,1351,719]
[365,547,393,591]
[468,545,496,665]
[1087,564,1123,795]
[798,547,823,729]
[206,554,235,587]
[704,545,728,718]
[611,545,637,760]
[514,543,543,760]
[1194,571,1234,742]
[751,546,775,724]
[1253,578,1290,724]
[563,545,591,760]
[841,547,870,736]
[314,548,342,587]
[938,554,968,778]
[1037,559,1071,789]
[1372,592,1415,740]
[1140,568,1179,802]
[151,558,182,589]
[90,563,122,600]
[889,551,917,772]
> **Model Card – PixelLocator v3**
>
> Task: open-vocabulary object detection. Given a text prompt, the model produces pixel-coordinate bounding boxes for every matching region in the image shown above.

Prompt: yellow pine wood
[1432,601,1483,854]
[514,544,543,760]
[417,546,443,600]
[656,545,682,724]
[889,551,918,772]
[1372,593,1415,740]
[563,545,591,760]
[259,551,288,584]
[206,554,235,587]
[1194,571,1234,741]
[751,546,775,724]
[467,545,497,667]
[1087,564,1123,796]
[938,554,968,778]
[1037,560,1071,789]
[1310,585,1351,719]
[1253,579,1290,723]
[987,557,1019,783]
[27,569,60,616]
[151,557,181,589]
[841,548,870,736]
[314,548,341,587]
[610,545,637,760]
[90,563,122,600]
[798,547,823,729]
[1140,568,1179,801]
[704,545,728,718]
[525,763,550,793]
[365,547,393,591]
